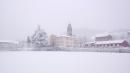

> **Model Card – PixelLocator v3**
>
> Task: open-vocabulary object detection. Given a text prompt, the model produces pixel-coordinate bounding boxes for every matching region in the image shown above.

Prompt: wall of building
[49,35,80,48]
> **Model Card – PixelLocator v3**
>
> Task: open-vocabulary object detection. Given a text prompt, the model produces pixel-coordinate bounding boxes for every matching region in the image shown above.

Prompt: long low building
[84,40,129,48]
[0,40,18,51]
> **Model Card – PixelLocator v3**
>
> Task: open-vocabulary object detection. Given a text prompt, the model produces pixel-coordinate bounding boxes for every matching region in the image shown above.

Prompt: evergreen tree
[31,25,48,47]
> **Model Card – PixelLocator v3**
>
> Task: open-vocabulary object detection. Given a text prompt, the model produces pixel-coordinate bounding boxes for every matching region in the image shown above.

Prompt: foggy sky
[0,0,130,40]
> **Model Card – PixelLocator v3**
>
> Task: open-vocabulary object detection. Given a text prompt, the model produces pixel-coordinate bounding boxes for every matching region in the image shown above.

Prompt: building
[0,40,18,51]
[84,40,129,48]
[84,33,129,48]
[49,35,79,47]
[94,34,112,41]
[49,23,80,48]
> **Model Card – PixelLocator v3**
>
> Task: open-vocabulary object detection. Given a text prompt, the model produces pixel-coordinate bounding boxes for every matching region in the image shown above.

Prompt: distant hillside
[73,28,130,41]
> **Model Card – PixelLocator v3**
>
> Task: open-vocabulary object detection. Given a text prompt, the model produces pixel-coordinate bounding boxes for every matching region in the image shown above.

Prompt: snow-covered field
[0,52,130,73]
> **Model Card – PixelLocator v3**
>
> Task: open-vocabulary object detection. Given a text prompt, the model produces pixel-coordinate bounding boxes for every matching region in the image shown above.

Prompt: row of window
[85,43,122,47]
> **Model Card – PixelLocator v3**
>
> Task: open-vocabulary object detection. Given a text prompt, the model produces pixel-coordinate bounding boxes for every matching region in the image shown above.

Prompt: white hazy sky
[0,0,130,40]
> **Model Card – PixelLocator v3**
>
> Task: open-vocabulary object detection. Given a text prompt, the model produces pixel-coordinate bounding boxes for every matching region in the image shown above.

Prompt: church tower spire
[37,24,41,31]
[67,23,72,36]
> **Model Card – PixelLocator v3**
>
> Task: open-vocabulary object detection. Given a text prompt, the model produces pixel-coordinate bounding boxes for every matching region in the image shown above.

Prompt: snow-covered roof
[85,42,95,44]
[0,40,18,44]
[55,34,77,38]
[94,33,111,38]
[56,35,71,37]
[86,40,127,44]
[95,40,127,44]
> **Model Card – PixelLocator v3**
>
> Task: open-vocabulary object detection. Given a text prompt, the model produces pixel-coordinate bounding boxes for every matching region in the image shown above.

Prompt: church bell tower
[67,23,72,36]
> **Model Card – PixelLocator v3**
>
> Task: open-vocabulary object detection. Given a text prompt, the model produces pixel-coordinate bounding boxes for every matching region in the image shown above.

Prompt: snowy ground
[0,52,130,73]
[1,46,130,53]
[16,47,130,53]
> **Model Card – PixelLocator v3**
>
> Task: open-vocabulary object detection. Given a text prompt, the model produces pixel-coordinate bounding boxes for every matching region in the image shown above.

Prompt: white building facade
[49,23,80,48]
